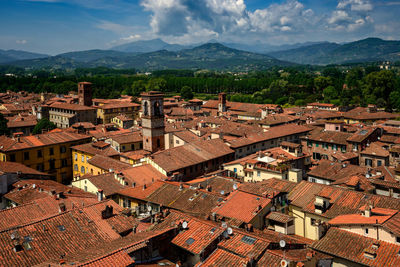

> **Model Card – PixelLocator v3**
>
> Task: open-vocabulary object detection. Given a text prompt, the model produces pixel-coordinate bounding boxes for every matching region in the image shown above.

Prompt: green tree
[33,118,56,135]
[323,85,338,101]
[0,113,9,136]
[146,78,167,92]
[131,80,146,96]
[314,76,332,92]
[180,86,194,100]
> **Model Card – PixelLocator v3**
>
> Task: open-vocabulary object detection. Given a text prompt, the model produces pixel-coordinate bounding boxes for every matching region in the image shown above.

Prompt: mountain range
[1,37,399,71]
[6,43,292,71]
[0,49,48,64]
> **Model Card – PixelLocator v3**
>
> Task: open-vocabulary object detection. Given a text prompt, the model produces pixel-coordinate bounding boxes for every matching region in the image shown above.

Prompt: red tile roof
[199,248,250,266]
[312,227,400,267]
[0,130,91,152]
[212,190,271,224]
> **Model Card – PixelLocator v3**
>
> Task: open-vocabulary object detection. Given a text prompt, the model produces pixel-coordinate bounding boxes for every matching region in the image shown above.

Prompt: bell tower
[141,91,165,153]
[78,82,93,106]
[218,92,227,114]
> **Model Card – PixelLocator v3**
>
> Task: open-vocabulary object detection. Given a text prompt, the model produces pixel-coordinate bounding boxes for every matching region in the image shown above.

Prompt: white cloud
[120,34,142,41]
[16,40,27,44]
[139,0,318,44]
[327,0,373,32]
[337,0,373,12]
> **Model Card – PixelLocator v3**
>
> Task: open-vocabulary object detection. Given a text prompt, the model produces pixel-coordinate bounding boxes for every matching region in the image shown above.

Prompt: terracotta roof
[48,102,95,111]
[307,160,368,182]
[0,200,136,266]
[360,142,390,157]
[87,154,132,172]
[217,230,269,260]
[227,124,311,149]
[212,190,271,224]
[0,161,48,176]
[120,150,150,161]
[239,178,297,197]
[312,227,400,267]
[303,127,352,145]
[6,115,37,128]
[121,164,166,186]
[97,102,140,109]
[169,215,224,255]
[116,180,165,200]
[150,139,234,173]
[80,172,125,197]
[173,130,202,143]
[4,179,96,205]
[71,141,120,157]
[289,181,400,219]
[198,248,250,266]
[186,175,239,195]
[107,131,142,144]
[145,182,222,217]
[266,211,294,223]
[0,130,91,152]
[328,208,397,226]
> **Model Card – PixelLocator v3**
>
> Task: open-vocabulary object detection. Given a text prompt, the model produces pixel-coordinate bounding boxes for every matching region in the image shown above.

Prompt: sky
[0,0,400,55]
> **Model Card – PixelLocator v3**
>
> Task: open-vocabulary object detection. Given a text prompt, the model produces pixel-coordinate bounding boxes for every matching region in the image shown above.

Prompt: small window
[74,153,78,161]
[49,147,54,155]
[396,236,400,244]
[49,159,55,169]
[60,146,66,153]
[257,171,260,177]
[9,154,16,162]
[37,150,43,158]
[241,236,256,245]
[377,160,382,166]
[74,164,78,171]
[365,228,369,235]
[81,166,85,174]
[186,238,195,245]
[61,159,67,167]
[81,155,84,162]
[24,151,30,161]
[233,168,237,173]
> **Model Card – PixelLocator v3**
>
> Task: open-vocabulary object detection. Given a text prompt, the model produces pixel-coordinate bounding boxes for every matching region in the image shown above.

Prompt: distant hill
[59,49,137,63]
[112,38,192,53]
[0,49,48,64]
[269,38,400,65]
[6,43,293,71]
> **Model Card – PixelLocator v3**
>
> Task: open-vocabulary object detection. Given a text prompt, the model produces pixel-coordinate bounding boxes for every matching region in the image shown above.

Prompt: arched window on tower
[154,101,160,116]
[143,101,148,116]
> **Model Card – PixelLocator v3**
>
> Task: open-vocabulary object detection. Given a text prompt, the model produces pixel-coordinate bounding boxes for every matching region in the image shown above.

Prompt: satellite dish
[221,222,228,228]
[280,259,288,267]
[233,183,238,190]
[227,227,233,235]
[279,239,286,248]
[220,190,225,195]
[147,205,152,212]
[182,221,188,229]
[223,230,229,238]
[366,173,371,178]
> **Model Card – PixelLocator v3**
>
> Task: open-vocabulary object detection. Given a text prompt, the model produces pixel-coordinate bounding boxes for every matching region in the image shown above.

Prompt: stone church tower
[141,91,165,153]
[78,82,93,106]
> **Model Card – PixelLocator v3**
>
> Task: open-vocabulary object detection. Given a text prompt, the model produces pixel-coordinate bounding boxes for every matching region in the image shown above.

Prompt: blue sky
[1,0,400,54]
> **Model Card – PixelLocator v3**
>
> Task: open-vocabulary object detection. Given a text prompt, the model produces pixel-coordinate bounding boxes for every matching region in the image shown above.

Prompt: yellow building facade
[0,132,91,183]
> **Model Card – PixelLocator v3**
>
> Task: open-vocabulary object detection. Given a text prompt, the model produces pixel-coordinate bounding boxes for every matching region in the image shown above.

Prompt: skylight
[241,235,256,245]
[185,238,195,245]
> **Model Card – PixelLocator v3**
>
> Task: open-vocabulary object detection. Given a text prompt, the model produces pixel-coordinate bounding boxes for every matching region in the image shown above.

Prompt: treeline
[1,65,400,109]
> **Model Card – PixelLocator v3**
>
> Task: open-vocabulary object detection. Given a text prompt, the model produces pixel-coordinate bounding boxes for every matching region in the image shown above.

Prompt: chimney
[101,205,113,219]
[97,189,104,201]
[58,203,66,213]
